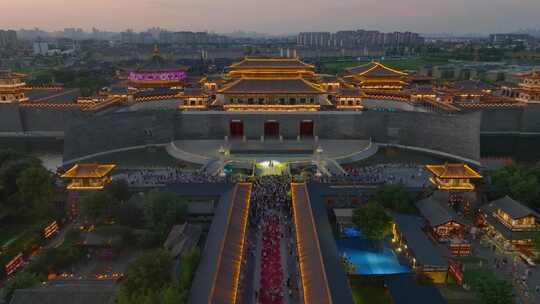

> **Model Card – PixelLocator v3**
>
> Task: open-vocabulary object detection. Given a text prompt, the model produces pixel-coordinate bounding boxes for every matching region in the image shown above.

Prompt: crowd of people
[259,214,284,304]
[246,175,301,304]
[113,167,225,187]
[318,163,429,187]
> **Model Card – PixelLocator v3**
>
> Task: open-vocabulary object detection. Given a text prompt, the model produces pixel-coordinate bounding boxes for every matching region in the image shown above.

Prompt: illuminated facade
[61,163,116,190]
[0,70,28,103]
[517,69,540,103]
[479,196,540,249]
[213,57,334,111]
[392,215,449,283]
[426,163,482,190]
[342,61,408,91]
[415,197,471,256]
[127,45,187,88]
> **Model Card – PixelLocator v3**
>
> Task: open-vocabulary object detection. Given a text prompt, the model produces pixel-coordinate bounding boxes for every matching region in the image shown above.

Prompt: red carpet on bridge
[259,215,283,304]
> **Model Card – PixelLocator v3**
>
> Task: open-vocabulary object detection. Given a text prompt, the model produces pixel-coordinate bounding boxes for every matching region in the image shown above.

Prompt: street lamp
[218,146,226,177]
[315,145,323,177]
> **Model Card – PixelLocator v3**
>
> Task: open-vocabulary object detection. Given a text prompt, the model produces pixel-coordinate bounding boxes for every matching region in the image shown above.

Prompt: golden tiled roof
[229,57,314,69]
[426,163,482,179]
[61,164,116,178]
[345,61,407,77]
[219,78,324,94]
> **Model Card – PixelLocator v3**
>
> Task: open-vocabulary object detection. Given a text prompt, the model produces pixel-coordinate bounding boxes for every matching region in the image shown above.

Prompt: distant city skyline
[2,0,540,35]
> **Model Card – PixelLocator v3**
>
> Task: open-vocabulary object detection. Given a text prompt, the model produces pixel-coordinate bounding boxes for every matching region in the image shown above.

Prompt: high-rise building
[32,40,49,55]
[490,33,534,45]
[297,29,424,49]
[0,30,18,48]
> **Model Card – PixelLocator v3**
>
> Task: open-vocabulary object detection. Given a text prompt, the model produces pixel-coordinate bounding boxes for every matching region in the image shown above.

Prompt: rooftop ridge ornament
[153,44,160,57]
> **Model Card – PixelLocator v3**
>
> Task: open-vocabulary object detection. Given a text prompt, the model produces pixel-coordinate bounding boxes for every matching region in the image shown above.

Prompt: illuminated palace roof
[488,196,539,219]
[521,69,540,80]
[344,61,408,78]
[342,61,408,91]
[219,78,325,94]
[226,57,316,79]
[61,163,116,178]
[426,163,482,190]
[0,70,27,80]
[229,57,315,69]
[0,70,27,88]
[128,45,187,86]
[426,163,482,179]
[518,69,540,91]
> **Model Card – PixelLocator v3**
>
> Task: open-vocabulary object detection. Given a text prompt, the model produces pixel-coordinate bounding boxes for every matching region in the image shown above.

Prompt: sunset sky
[2,0,539,34]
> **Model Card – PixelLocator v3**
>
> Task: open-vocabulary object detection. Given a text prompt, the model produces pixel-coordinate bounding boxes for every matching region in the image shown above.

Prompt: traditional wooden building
[224,57,316,79]
[61,163,116,190]
[517,69,540,103]
[126,45,187,88]
[393,214,449,283]
[178,88,210,109]
[416,196,471,256]
[438,80,494,102]
[479,196,540,250]
[426,163,482,190]
[342,61,408,91]
[214,57,333,111]
[335,87,364,109]
[416,197,467,241]
[0,70,28,103]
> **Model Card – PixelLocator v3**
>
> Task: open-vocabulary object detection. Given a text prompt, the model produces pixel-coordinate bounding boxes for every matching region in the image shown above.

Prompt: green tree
[352,202,392,240]
[16,165,54,218]
[160,284,186,304]
[179,248,201,290]
[112,201,145,228]
[465,270,513,304]
[373,184,414,213]
[80,191,112,221]
[105,180,131,202]
[533,231,540,252]
[491,165,540,208]
[119,249,173,302]
[1,271,42,301]
[27,244,84,276]
[144,190,188,237]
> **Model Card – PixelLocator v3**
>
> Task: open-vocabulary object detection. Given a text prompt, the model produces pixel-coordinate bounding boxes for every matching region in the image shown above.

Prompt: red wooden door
[300,120,314,137]
[264,121,279,138]
[230,120,244,137]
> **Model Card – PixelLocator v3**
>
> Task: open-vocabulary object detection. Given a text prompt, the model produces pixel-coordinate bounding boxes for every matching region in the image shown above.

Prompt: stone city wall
[2,101,537,162]
[175,111,482,161]
[63,111,175,161]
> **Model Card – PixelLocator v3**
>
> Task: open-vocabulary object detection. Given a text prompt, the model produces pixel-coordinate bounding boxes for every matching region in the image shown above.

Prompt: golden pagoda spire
[153,44,160,57]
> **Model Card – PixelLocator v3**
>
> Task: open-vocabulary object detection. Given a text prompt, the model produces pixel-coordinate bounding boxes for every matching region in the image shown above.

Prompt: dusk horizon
[1,2,540,304]
[2,0,540,35]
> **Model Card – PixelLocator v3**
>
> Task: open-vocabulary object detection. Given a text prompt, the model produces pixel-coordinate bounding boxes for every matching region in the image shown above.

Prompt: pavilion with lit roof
[517,69,540,103]
[425,163,482,190]
[342,61,408,91]
[213,57,335,112]
[126,45,188,88]
[61,163,116,190]
[0,70,29,103]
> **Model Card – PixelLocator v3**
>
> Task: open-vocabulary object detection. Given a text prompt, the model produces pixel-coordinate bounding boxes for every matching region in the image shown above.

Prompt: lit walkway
[291,183,355,304]
[188,183,252,304]
[168,139,374,164]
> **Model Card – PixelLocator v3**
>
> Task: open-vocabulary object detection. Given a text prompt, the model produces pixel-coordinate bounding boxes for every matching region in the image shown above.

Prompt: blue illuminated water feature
[337,228,410,275]
[342,226,363,238]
